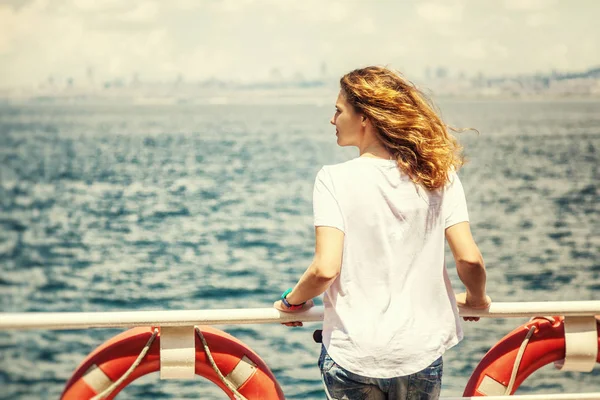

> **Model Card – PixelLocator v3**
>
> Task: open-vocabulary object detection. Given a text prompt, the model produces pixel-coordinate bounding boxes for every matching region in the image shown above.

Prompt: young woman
[273,66,491,400]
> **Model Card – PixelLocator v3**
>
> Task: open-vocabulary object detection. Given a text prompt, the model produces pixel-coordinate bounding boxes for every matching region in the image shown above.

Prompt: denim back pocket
[416,356,443,387]
[318,345,336,373]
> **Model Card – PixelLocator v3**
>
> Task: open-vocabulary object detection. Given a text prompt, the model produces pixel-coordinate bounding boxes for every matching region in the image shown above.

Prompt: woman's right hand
[455,292,491,322]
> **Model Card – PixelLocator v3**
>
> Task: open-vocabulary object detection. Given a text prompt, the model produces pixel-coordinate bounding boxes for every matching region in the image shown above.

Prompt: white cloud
[0,0,55,57]
[492,44,509,59]
[208,0,264,13]
[357,17,375,35]
[416,1,464,23]
[504,0,556,11]
[0,7,16,55]
[170,0,203,10]
[71,0,124,12]
[117,2,159,23]
[328,2,350,22]
[525,13,555,27]
[454,39,487,60]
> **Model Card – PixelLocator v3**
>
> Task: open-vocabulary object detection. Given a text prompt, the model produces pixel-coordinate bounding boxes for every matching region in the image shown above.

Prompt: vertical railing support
[160,326,196,379]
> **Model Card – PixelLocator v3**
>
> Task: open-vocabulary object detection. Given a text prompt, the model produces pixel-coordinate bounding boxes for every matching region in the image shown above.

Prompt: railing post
[160,326,196,379]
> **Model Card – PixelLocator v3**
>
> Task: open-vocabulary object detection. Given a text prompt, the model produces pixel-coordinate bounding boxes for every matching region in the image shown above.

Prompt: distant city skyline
[1,0,600,89]
[24,63,600,90]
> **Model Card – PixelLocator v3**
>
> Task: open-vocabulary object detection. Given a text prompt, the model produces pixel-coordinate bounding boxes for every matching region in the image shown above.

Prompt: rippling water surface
[0,99,599,399]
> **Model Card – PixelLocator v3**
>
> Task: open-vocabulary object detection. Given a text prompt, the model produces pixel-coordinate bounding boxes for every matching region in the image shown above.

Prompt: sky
[1,0,599,88]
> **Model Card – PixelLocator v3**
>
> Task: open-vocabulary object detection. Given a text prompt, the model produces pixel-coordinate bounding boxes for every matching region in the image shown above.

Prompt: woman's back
[315,157,468,378]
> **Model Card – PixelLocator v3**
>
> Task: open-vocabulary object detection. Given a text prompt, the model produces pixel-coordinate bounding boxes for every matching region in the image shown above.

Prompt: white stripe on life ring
[82,364,114,394]
[225,355,257,389]
[556,316,599,372]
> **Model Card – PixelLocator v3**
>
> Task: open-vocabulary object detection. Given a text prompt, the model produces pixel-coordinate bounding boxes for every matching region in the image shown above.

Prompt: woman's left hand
[273,299,314,327]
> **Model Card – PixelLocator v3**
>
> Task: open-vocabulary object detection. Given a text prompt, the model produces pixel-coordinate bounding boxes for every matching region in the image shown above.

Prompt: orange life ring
[61,326,284,399]
[463,316,600,396]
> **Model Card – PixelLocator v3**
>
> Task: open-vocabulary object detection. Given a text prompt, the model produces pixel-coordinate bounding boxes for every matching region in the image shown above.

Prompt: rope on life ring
[61,326,284,400]
[90,328,159,400]
[195,327,248,400]
[463,315,600,397]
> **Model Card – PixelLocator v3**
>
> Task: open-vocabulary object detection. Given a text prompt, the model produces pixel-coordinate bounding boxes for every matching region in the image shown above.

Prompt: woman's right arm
[446,221,490,315]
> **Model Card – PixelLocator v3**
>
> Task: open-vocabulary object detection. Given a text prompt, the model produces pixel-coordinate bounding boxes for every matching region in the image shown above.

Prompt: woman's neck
[357,125,393,159]
[359,143,392,160]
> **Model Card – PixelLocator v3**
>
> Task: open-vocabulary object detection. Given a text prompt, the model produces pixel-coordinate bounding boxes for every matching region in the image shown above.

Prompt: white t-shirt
[313,157,469,378]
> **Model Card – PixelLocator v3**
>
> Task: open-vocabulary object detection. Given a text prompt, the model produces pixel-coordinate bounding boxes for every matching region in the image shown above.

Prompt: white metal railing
[1,301,599,399]
[0,301,599,330]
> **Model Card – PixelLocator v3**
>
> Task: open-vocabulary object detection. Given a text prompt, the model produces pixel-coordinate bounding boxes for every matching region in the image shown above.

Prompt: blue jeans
[318,345,442,400]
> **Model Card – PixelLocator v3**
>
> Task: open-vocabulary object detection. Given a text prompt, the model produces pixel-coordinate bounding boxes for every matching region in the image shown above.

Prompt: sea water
[0,99,598,398]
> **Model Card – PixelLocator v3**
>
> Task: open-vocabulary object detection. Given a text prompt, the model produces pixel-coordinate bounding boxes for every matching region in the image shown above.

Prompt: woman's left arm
[274,226,344,313]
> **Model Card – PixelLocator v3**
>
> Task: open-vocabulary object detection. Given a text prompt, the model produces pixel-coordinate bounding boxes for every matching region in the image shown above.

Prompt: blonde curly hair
[340,66,467,190]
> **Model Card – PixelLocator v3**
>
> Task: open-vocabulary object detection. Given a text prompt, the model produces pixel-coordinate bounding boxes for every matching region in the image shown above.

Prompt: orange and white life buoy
[463,316,600,396]
[61,326,284,400]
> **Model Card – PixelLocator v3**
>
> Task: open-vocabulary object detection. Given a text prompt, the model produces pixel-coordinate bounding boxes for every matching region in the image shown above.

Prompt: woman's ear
[361,115,367,127]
